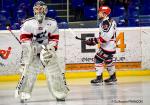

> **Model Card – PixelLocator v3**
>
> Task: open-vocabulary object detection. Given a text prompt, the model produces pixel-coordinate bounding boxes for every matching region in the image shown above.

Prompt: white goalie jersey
[98,17,117,53]
[20,17,59,53]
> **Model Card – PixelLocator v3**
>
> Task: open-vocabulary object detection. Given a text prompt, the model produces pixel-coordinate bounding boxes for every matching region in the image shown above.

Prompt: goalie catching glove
[40,42,57,66]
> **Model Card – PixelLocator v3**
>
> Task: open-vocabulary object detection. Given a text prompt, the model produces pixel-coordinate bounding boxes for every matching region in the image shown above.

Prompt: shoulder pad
[45,17,56,21]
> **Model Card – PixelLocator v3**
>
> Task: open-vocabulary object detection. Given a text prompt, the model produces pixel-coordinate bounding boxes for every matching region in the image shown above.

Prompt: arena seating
[0,0,150,29]
[47,9,57,19]
[83,6,97,20]
[71,0,84,9]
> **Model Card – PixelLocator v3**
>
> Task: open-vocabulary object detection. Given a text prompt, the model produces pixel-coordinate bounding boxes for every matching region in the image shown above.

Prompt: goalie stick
[6,26,21,44]
[6,26,27,98]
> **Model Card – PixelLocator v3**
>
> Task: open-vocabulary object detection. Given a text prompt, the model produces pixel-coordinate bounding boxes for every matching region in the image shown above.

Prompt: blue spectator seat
[140,4,150,15]
[117,19,126,27]
[1,0,15,14]
[113,16,126,27]
[128,5,139,18]
[141,0,150,5]
[71,0,84,21]
[11,22,20,30]
[12,9,27,24]
[113,5,125,17]
[16,0,30,6]
[1,0,15,8]
[0,9,12,28]
[0,18,12,30]
[0,22,7,30]
[140,16,150,26]
[84,6,97,20]
[47,9,57,19]
[58,21,68,29]
[71,0,84,9]
[17,2,29,10]
[128,18,139,27]
[55,17,67,23]
[31,0,39,4]
[0,9,10,18]
[131,0,140,5]
[112,17,120,23]
[51,0,67,3]
[16,9,27,19]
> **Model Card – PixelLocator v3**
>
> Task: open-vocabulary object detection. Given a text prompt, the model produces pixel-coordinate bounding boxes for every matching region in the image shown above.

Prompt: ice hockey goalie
[15,1,69,103]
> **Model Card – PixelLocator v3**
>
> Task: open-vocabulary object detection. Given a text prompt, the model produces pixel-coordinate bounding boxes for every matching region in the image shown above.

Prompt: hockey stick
[68,28,86,41]
[6,26,21,44]
[75,36,85,41]
[142,31,150,36]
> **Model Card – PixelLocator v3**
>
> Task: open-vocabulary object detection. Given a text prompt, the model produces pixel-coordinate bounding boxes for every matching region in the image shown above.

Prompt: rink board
[65,62,141,71]
[0,27,150,75]
[0,70,150,81]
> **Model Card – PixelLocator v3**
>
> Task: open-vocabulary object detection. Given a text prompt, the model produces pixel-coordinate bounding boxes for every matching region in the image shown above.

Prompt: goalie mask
[33,1,48,23]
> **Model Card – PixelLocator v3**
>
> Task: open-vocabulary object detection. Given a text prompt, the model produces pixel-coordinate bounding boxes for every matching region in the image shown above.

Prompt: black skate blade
[105,81,117,85]
[20,99,27,103]
[91,82,103,86]
[56,98,65,101]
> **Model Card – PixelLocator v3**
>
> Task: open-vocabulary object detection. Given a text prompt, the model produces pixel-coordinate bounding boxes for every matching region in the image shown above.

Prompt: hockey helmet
[98,6,111,16]
[33,1,48,23]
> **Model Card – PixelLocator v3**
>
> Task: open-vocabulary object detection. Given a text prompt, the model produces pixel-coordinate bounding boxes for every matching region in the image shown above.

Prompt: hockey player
[84,6,117,85]
[15,1,69,103]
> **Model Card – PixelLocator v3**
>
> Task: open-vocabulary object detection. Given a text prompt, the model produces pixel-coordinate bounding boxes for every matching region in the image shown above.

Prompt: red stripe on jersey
[48,33,59,50]
[20,34,33,42]
[48,34,59,41]
[99,36,106,43]
[49,39,59,42]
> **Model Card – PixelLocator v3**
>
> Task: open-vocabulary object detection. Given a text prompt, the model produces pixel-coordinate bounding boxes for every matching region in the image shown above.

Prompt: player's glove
[84,38,98,46]
[40,42,57,66]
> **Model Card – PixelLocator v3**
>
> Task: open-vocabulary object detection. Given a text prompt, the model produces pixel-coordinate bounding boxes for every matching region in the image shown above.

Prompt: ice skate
[104,73,117,85]
[91,75,103,85]
[20,92,31,103]
[14,89,20,98]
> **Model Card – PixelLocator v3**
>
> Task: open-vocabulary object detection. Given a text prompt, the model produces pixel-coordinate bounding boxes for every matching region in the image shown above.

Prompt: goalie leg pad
[16,69,37,94]
[44,62,69,99]
[15,60,39,98]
